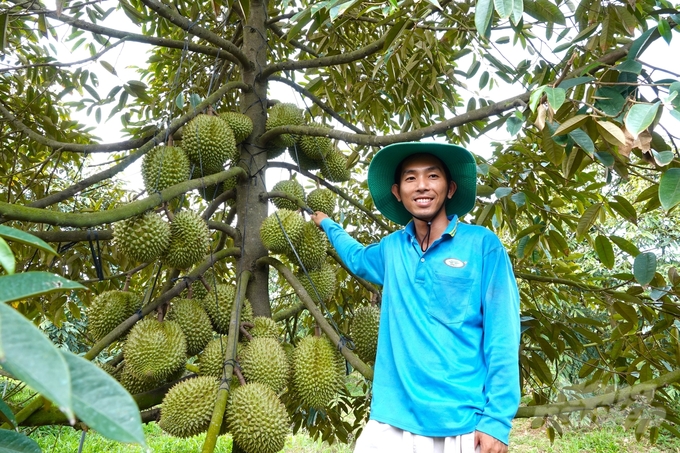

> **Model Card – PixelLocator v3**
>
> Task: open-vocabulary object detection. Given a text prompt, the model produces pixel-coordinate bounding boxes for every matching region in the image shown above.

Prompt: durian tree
[1,0,680,450]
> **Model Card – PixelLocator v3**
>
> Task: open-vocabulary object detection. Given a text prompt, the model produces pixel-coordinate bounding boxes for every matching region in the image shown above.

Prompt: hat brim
[368,142,477,225]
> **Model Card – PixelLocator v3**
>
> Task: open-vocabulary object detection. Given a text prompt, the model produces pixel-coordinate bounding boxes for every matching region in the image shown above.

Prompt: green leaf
[633,252,657,285]
[568,128,595,156]
[475,0,493,38]
[189,93,202,109]
[0,430,42,453]
[657,19,672,44]
[382,19,408,51]
[548,230,569,256]
[0,272,85,304]
[529,85,546,112]
[506,116,523,136]
[175,93,185,110]
[0,303,73,421]
[493,0,513,19]
[511,0,523,25]
[609,195,637,225]
[595,235,615,269]
[0,237,14,275]
[0,397,17,427]
[652,150,674,166]
[595,151,614,168]
[495,187,512,198]
[0,13,8,53]
[659,168,680,210]
[0,225,57,256]
[544,87,566,111]
[557,76,595,90]
[616,59,643,75]
[576,203,602,240]
[511,192,526,207]
[553,114,589,136]
[625,102,660,138]
[467,60,481,78]
[594,88,625,116]
[60,351,147,446]
[671,109,680,122]
[610,235,640,257]
[628,27,657,60]
[595,120,626,147]
[479,71,489,90]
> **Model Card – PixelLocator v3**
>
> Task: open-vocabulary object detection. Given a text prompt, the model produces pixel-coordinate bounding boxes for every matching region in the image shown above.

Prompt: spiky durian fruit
[296,262,336,302]
[265,102,304,150]
[182,114,237,173]
[202,284,254,334]
[119,365,160,395]
[163,211,210,269]
[292,336,345,409]
[198,336,228,377]
[271,179,305,211]
[320,149,351,182]
[113,212,171,263]
[98,361,122,380]
[250,316,279,339]
[289,145,322,171]
[141,145,191,193]
[219,111,253,144]
[159,376,219,438]
[287,221,328,271]
[298,123,333,160]
[181,269,217,300]
[350,305,380,364]
[87,290,143,341]
[166,298,213,356]
[306,188,336,216]
[260,209,305,255]
[240,337,289,393]
[124,318,187,383]
[227,383,290,453]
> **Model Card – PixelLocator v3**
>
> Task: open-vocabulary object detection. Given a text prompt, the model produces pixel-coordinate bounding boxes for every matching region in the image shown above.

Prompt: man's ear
[448,181,457,199]
[391,183,401,202]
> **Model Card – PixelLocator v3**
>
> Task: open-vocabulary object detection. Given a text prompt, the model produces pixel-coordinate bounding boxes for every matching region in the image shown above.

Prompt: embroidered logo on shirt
[444,258,466,268]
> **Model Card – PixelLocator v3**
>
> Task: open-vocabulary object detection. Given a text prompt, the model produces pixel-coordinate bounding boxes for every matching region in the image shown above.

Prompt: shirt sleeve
[475,242,521,445]
[320,218,385,285]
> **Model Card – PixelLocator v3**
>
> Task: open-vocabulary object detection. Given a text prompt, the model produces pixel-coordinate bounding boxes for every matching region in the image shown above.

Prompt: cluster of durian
[264,102,351,182]
[113,209,210,269]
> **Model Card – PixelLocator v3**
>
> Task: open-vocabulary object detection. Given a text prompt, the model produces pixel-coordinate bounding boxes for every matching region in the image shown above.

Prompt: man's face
[390,154,457,221]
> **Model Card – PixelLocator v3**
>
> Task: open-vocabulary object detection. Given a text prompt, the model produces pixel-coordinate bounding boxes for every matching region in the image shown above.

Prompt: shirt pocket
[426,272,474,325]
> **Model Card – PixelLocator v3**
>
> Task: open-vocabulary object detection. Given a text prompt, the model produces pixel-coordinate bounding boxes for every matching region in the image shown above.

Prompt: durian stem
[257,257,374,381]
[272,301,305,322]
[239,325,253,340]
[201,270,252,453]
[123,274,131,291]
[201,188,235,220]
[233,366,247,386]
[163,203,174,222]
[199,275,212,294]
[259,190,308,212]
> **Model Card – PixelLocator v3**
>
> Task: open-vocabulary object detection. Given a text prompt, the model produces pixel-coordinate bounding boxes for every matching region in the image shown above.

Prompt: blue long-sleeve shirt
[320,215,520,444]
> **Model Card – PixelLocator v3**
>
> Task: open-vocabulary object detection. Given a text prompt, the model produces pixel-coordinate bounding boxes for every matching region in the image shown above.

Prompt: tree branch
[28,229,113,242]
[269,75,367,134]
[206,220,241,242]
[267,22,319,57]
[139,0,251,69]
[272,301,306,322]
[202,189,236,220]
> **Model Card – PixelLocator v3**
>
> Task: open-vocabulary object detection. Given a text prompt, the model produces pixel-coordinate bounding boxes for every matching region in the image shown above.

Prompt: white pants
[354,420,481,453]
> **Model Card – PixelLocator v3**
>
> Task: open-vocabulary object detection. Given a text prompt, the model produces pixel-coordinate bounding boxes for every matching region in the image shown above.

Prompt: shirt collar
[403,214,459,239]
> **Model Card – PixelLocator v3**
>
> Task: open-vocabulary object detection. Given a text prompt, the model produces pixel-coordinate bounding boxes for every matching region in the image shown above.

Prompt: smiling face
[390,153,457,222]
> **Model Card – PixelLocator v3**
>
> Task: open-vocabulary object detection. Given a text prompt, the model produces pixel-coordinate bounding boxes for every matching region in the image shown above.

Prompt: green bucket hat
[367,142,477,226]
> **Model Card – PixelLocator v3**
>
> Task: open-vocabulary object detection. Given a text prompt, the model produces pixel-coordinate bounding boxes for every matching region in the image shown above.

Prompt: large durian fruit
[202,284,254,334]
[259,209,305,255]
[163,210,210,269]
[166,298,213,356]
[292,335,345,409]
[286,221,328,271]
[249,316,280,339]
[198,336,229,378]
[119,365,160,395]
[113,211,171,263]
[182,114,237,173]
[350,305,380,364]
[219,111,253,144]
[227,383,290,453]
[141,145,190,193]
[87,290,143,341]
[240,337,289,393]
[159,376,219,438]
[306,188,336,216]
[265,102,304,150]
[123,318,187,383]
[297,123,333,160]
[181,268,217,300]
[271,179,305,211]
[289,145,322,171]
[320,148,351,182]
[296,261,337,302]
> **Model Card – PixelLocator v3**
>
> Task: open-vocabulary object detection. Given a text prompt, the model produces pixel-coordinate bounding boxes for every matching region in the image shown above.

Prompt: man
[311,142,520,453]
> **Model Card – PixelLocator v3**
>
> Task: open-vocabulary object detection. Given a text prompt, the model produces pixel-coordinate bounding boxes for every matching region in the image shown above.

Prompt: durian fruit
[202,284,254,334]
[191,167,239,203]
[98,361,122,380]
[227,383,290,453]
[271,179,305,211]
[163,210,210,269]
[306,188,336,216]
[250,316,279,339]
[198,336,228,377]
[297,123,333,160]
[240,337,289,393]
[292,336,345,409]
[296,261,336,302]
[113,212,171,263]
[166,298,213,356]
[320,148,351,182]
[119,365,160,395]
[87,290,143,341]
[181,269,217,300]
[265,102,304,149]
[259,209,305,254]
[159,376,219,438]
[219,111,253,144]
[182,114,237,173]
[287,221,328,271]
[141,145,191,193]
[289,145,322,171]
[350,305,380,364]
[124,318,187,383]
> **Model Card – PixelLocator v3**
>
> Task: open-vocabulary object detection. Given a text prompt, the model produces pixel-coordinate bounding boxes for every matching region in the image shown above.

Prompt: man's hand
[474,431,507,453]
[311,211,328,228]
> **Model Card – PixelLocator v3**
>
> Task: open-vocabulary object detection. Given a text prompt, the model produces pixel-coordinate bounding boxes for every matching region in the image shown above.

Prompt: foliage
[1,0,680,451]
